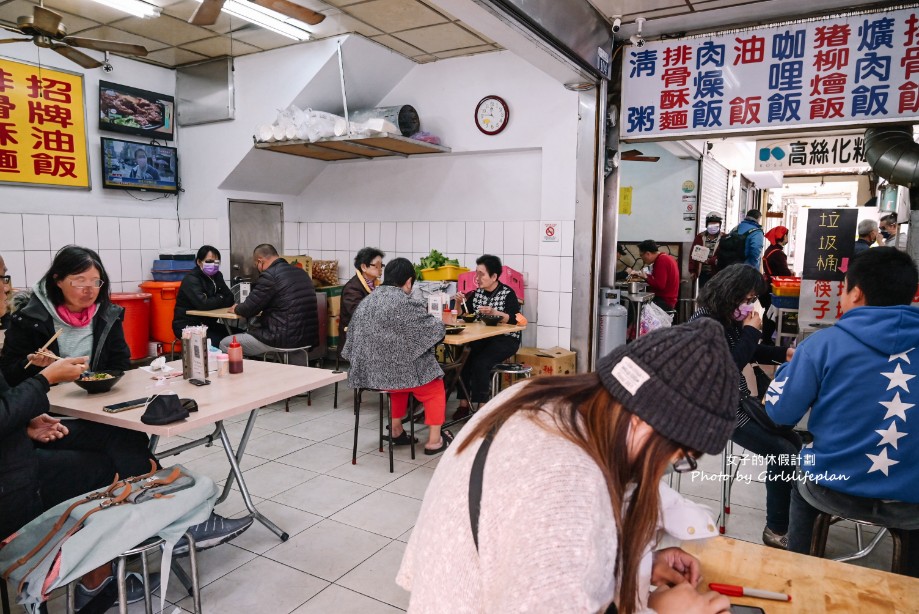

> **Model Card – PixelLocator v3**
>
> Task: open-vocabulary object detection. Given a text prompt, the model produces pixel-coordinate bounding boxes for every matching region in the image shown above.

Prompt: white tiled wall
[0,213,221,293]
[285,219,575,350]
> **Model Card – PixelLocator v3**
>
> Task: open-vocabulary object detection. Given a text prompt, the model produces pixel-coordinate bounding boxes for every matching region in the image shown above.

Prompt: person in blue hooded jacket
[735,209,765,269]
[766,247,919,573]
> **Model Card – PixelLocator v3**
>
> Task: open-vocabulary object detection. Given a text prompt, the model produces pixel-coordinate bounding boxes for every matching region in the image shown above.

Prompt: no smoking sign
[542,222,559,243]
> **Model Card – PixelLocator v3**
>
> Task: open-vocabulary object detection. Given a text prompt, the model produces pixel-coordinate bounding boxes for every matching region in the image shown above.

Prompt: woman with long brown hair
[398,319,739,613]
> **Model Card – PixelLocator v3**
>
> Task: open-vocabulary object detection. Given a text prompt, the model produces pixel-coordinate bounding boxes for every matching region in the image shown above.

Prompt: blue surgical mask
[202,263,220,276]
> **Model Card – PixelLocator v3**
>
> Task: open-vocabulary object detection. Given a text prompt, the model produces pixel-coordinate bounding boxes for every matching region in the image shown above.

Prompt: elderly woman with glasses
[689,263,799,551]
[173,245,235,346]
[339,247,385,361]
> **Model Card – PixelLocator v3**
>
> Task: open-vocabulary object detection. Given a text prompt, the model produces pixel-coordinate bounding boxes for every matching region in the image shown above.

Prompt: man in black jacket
[220,244,319,364]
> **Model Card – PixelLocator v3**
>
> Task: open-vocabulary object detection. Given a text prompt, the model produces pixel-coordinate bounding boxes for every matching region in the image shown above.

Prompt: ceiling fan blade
[621,149,643,157]
[623,156,660,162]
[189,0,226,25]
[51,43,103,69]
[0,37,31,43]
[32,6,63,36]
[249,0,325,25]
[64,36,148,56]
[0,23,27,35]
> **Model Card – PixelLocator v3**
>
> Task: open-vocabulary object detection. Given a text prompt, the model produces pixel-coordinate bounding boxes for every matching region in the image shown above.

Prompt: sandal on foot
[385,430,418,445]
[424,429,454,456]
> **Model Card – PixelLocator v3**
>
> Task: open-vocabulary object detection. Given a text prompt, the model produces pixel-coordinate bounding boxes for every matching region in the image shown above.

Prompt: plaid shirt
[471,282,521,340]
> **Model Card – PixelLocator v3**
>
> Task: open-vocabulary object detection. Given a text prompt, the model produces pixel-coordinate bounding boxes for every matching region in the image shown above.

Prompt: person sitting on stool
[627,240,679,313]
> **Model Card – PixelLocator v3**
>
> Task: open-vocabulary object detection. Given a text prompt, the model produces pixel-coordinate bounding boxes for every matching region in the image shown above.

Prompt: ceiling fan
[190,0,326,27]
[0,5,148,69]
[620,149,660,162]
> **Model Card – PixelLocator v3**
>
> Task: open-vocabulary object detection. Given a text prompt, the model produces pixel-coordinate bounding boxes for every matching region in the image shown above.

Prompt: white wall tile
[98,217,121,250]
[24,251,52,286]
[521,291,537,325]
[483,222,503,255]
[22,214,50,251]
[121,250,144,283]
[189,219,205,248]
[335,251,349,281]
[159,219,178,248]
[139,219,159,250]
[503,221,524,255]
[98,250,122,282]
[537,290,560,327]
[523,221,540,255]
[178,220,191,249]
[308,223,322,252]
[561,221,575,257]
[282,222,298,254]
[0,214,23,251]
[73,217,98,251]
[559,257,573,292]
[321,223,336,251]
[536,325,559,349]
[446,222,465,256]
[379,222,396,252]
[537,256,560,292]
[203,219,219,247]
[503,254,524,275]
[523,255,539,288]
[521,326,537,349]
[396,222,413,251]
[3,251,25,289]
[349,222,364,251]
[557,327,571,350]
[465,222,484,255]
[119,218,141,251]
[335,223,349,251]
[412,222,429,253]
[539,221,562,256]
[48,216,74,250]
[429,222,447,253]
[298,222,310,253]
[141,250,159,280]
[364,222,380,250]
[558,292,572,329]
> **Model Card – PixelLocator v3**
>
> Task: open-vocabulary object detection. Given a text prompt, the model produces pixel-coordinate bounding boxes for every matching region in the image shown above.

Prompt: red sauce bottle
[228,336,244,374]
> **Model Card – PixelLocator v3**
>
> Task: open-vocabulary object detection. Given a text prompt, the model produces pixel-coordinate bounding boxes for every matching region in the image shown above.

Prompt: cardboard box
[282,255,313,279]
[328,295,341,316]
[328,314,340,338]
[514,346,576,376]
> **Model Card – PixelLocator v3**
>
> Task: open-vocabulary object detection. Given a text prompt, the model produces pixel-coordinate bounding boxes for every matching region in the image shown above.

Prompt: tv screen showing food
[101,137,178,194]
[99,80,175,140]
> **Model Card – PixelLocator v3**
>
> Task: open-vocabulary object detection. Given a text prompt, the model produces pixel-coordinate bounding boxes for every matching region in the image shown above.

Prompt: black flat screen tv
[101,137,178,194]
[99,80,175,141]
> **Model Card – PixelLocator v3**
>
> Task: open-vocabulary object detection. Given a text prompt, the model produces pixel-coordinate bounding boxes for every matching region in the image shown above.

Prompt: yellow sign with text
[0,58,89,188]
[618,186,633,215]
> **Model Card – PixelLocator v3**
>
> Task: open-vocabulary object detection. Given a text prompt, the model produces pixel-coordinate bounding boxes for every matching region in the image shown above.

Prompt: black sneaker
[75,572,161,611]
[173,513,253,556]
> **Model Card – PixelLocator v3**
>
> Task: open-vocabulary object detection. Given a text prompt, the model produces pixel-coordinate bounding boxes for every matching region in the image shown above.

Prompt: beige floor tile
[282,416,353,442]
[395,527,412,543]
[231,500,323,554]
[178,449,265,485]
[176,556,328,612]
[272,474,374,517]
[245,432,313,460]
[326,456,416,489]
[331,490,421,539]
[213,487,265,518]
[337,541,410,609]
[238,461,317,499]
[291,583,402,613]
[264,519,390,581]
[277,442,354,473]
[381,467,435,500]
[324,425,381,453]
[252,408,315,433]
[158,543,257,602]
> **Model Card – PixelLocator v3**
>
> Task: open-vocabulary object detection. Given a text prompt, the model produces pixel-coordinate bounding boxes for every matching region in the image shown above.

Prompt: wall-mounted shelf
[254,133,450,162]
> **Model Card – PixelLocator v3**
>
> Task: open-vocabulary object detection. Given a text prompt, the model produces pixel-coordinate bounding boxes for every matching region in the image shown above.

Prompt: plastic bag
[639,301,672,336]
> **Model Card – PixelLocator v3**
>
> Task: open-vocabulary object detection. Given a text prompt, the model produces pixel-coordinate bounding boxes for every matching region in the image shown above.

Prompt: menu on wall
[621,7,919,140]
[0,58,89,188]
[798,208,858,324]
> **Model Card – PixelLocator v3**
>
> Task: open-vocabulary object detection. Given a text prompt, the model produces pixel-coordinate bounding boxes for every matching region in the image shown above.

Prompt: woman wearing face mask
[173,245,235,346]
[689,213,725,289]
[690,264,799,551]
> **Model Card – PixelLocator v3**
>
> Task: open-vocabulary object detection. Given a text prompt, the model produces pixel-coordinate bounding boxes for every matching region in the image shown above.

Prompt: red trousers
[387,378,446,426]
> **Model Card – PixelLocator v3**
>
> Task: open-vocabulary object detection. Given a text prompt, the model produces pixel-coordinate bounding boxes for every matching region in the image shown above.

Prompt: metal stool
[350,389,416,473]
[262,346,311,411]
[63,532,202,614]
[489,363,533,399]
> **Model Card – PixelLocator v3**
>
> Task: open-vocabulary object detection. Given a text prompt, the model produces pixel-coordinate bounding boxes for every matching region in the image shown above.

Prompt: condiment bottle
[228,337,244,374]
[216,353,230,378]
[450,309,458,325]
[441,303,451,324]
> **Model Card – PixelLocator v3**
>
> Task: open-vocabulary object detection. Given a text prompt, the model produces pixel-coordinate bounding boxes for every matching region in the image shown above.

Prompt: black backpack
[716,226,758,268]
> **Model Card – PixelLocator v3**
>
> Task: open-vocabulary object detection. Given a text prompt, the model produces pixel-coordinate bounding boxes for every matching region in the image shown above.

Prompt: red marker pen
[709,583,791,602]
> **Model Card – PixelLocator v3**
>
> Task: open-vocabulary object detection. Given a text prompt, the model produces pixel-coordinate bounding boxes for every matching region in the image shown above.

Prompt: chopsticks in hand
[25,329,63,369]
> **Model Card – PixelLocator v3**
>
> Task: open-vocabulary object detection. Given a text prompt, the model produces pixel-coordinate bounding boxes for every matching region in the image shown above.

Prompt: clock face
[475,96,509,135]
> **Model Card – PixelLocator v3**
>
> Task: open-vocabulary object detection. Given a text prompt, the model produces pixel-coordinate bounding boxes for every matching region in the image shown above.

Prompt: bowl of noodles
[74,370,124,394]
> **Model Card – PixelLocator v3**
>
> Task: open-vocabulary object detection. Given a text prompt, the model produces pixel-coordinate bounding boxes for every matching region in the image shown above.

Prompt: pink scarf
[56,303,97,328]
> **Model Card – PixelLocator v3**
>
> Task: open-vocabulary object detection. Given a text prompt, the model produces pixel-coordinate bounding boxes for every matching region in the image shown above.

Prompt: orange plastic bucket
[139,281,181,344]
[110,292,152,360]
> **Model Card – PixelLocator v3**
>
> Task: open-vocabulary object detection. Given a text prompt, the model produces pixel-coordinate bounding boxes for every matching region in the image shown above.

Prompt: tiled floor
[31,381,894,613]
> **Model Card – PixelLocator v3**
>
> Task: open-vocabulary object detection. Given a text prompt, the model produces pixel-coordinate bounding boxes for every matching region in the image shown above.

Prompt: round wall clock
[475,95,509,135]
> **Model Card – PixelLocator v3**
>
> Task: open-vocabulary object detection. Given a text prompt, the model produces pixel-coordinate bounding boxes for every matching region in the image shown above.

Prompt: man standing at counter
[627,240,679,311]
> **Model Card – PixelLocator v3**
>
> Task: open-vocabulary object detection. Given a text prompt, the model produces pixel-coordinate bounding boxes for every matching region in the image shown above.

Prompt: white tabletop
[47,360,346,437]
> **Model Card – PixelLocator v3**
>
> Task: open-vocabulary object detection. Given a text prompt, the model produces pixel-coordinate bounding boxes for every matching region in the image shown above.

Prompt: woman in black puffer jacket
[173,245,235,346]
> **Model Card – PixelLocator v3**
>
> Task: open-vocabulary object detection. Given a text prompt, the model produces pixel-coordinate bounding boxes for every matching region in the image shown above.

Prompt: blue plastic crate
[151,270,190,282]
[771,295,800,309]
[153,259,196,271]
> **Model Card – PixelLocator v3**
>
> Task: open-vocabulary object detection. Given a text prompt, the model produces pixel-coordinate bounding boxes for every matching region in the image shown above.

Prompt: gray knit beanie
[596,318,738,455]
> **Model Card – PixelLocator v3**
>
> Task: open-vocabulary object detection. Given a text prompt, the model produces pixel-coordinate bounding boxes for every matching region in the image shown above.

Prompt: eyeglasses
[204,259,220,265]
[70,280,104,289]
[742,295,758,305]
[370,262,384,269]
[672,451,698,474]
[1,275,10,285]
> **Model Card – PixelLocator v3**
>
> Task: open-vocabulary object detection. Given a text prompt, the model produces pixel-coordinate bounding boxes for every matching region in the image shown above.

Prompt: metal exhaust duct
[864,125,919,188]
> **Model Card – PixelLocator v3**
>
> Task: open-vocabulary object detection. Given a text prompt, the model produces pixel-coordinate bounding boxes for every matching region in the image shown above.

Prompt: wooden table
[48,360,346,541]
[441,321,526,345]
[185,307,242,320]
[682,537,919,612]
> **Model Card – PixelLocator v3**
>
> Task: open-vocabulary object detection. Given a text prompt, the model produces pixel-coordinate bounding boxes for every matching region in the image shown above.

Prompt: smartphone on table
[103,398,149,413]
[731,606,766,614]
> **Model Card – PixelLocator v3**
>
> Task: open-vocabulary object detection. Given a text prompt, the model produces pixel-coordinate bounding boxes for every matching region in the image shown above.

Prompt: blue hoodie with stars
[766,305,919,502]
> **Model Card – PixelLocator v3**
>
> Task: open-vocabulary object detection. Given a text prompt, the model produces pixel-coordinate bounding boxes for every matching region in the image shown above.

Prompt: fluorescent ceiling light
[86,0,161,18]
[220,0,312,41]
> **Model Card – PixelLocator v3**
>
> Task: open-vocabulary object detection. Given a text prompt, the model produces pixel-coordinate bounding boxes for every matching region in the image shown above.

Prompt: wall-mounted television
[101,137,178,194]
[99,80,175,141]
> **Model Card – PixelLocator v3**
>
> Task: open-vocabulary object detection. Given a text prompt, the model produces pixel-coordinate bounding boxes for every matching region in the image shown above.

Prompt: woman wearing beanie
[690,264,798,550]
[398,319,738,614]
